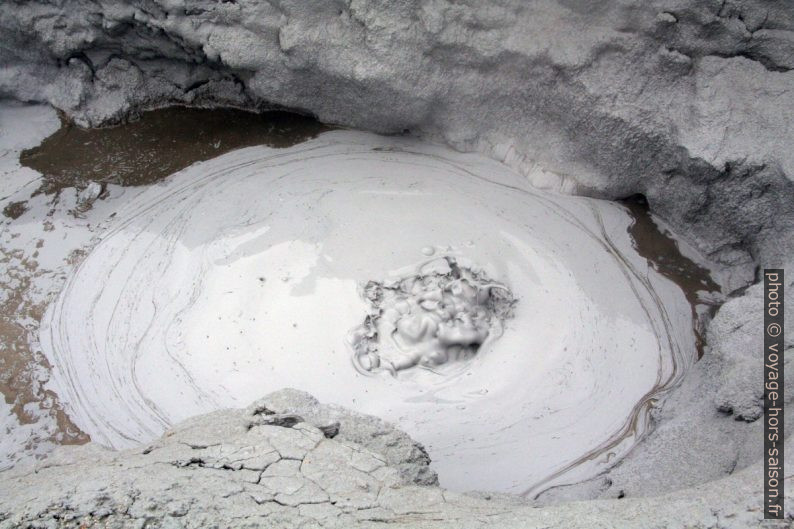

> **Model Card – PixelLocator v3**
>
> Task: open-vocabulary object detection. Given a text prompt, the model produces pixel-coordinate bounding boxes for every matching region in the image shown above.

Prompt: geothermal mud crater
[31,127,698,497]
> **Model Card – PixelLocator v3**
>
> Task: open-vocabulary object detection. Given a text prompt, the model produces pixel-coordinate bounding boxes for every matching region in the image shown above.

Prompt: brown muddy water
[3,106,720,455]
[621,194,722,358]
[20,106,331,194]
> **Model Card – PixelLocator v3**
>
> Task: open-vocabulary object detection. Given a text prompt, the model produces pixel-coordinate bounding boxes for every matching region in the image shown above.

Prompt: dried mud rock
[0,389,791,528]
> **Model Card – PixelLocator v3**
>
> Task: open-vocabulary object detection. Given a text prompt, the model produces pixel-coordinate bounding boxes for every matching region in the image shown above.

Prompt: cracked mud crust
[0,389,790,529]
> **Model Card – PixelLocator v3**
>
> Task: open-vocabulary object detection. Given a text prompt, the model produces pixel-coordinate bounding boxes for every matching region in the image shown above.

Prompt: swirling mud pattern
[40,131,695,496]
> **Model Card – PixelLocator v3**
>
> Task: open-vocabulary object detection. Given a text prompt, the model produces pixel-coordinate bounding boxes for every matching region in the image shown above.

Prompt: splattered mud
[349,256,517,377]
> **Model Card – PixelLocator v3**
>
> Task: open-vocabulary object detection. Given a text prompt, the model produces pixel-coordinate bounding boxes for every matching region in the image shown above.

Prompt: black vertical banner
[765,269,784,519]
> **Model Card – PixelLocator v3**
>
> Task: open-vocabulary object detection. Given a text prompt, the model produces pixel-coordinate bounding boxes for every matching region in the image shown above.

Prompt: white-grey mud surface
[0,102,331,472]
[1,102,716,502]
[37,131,694,496]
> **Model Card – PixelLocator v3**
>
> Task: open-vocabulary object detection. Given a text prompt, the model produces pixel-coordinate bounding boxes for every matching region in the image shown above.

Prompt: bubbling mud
[39,131,696,496]
[349,257,516,376]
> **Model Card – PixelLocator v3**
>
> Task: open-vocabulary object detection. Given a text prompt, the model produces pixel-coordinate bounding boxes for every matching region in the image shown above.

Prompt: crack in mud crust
[349,257,516,377]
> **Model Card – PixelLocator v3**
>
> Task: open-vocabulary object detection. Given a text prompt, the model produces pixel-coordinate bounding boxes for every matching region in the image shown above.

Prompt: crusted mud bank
[0,389,790,529]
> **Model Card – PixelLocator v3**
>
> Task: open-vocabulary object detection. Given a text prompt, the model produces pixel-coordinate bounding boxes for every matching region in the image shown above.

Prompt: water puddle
[20,106,330,194]
[621,195,722,358]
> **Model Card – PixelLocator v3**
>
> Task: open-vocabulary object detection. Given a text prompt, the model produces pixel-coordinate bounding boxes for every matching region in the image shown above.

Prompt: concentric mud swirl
[39,131,696,495]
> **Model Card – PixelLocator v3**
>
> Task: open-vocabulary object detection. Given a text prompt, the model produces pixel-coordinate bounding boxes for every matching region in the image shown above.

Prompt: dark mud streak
[2,200,27,219]
[621,194,721,359]
[20,106,332,195]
